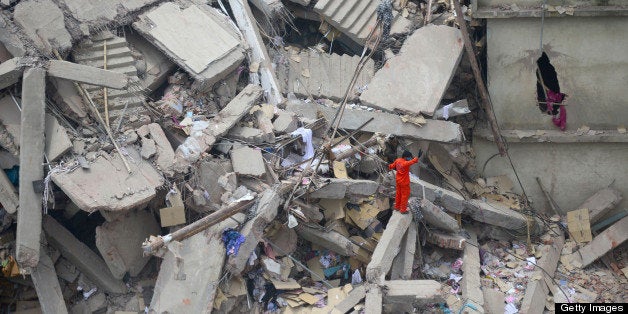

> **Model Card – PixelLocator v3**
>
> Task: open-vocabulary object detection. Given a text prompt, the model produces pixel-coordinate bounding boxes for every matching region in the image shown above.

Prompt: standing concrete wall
[474,15,628,215]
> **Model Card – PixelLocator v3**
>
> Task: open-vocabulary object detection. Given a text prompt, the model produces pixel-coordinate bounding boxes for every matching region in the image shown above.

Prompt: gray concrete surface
[96,209,161,279]
[133,1,245,85]
[16,67,46,268]
[51,148,164,212]
[276,49,374,101]
[13,0,72,52]
[361,25,464,116]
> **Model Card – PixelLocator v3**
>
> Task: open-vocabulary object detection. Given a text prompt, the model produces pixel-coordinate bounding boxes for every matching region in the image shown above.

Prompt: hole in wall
[536,52,561,115]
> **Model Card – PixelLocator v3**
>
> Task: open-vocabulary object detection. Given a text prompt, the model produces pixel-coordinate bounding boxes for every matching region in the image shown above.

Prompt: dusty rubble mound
[0,0,626,313]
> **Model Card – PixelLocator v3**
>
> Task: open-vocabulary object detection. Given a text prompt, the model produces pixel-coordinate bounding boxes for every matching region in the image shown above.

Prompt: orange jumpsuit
[388,157,418,212]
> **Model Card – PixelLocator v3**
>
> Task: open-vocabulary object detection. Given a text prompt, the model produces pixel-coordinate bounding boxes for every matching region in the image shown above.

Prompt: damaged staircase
[73,31,146,122]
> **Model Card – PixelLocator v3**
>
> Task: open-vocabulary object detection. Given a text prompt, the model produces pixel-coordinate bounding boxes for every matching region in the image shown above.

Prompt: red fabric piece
[552,105,567,131]
[545,90,567,131]
[389,157,419,212]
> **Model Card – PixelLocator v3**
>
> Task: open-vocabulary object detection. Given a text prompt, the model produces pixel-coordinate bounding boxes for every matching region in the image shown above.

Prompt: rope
[539,0,547,55]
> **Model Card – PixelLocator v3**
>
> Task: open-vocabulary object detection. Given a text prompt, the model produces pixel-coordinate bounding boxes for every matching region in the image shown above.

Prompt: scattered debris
[0,0,624,312]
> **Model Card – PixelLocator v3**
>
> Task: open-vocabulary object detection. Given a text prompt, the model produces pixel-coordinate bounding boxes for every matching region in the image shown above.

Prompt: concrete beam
[520,227,564,313]
[332,284,366,314]
[426,230,466,250]
[16,67,46,268]
[466,199,534,231]
[382,280,443,304]
[390,220,417,280]
[576,188,622,224]
[227,189,280,274]
[42,215,127,294]
[286,101,464,143]
[0,57,22,89]
[575,215,628,268]
[366,211,411,282]
[31,247,68,314]
[295,225,359,257]
[364,286,383,314]
[0,169,18,213]
[44,114,72,162]
[413,197,460,232]
[227,0,283,105]
[460,231,484,312]
[173,84,263,173]
[46,60,129,89]
[310,178,379,200]
[410,177,467,214]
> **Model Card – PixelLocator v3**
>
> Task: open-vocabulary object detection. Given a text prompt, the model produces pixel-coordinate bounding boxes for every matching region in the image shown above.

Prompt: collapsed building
[0,0,626,313]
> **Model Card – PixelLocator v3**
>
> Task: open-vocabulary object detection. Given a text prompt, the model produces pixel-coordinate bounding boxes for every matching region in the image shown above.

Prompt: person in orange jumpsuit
[388,150,420,213]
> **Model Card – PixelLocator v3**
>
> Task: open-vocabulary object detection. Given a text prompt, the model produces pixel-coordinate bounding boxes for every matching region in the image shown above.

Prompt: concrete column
[16,67,46,268]
[31,247,69,314]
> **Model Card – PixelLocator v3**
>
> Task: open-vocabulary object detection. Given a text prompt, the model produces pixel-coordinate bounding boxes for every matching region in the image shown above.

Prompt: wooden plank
[567,208,592,243]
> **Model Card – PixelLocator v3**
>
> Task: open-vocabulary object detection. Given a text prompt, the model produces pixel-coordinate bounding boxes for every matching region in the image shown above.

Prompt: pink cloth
[545,90,567,131]
[552,105,567,131]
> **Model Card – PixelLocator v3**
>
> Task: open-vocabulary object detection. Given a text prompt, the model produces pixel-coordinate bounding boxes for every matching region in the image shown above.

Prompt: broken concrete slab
[51,148,164,212]
[13,0,72,52]
[149,214,245,313]
[55,257,79,283]
[16,67,46,269]
[231,146,266,177]
[483,289,505,314]
[364,285,383,314]
[126,32,177,93]
[286,101,464,143]
[276,49,374,101]
[59,0,159,26]
[413,198,460,233]
[43,215,127,293]
[313,0,412,46]
[366,211,411,282]
[227,0,283,105]
[227,190,280,273]
[574,215,628,267]
[295,225,359,257]
[360,25,464,116]
[332,284,366,314]
[31,247,68,314]
[47,60,129,89]
[382,280,443,304]
[520,227,564,313]
[194,158,233,211]
[228,126,265,145]
[50,78,88,119]
[0,57,22,89]
[45,114,72,161]
[140,123,175,176]
[576,188,622,224]
[466,199,535,231]
[426,230,466,250]
[273,110,298,134]
[390,220,417,280]
[310,178,379,200]
[133,1,245,87]
[96,209,161,279]
[460,231,484,312]
[0,14,26,58]
[173,84,263,173]
[0,168,18,214]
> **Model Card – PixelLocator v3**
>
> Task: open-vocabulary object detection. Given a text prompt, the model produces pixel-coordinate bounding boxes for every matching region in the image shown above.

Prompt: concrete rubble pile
[0,0,625,313]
